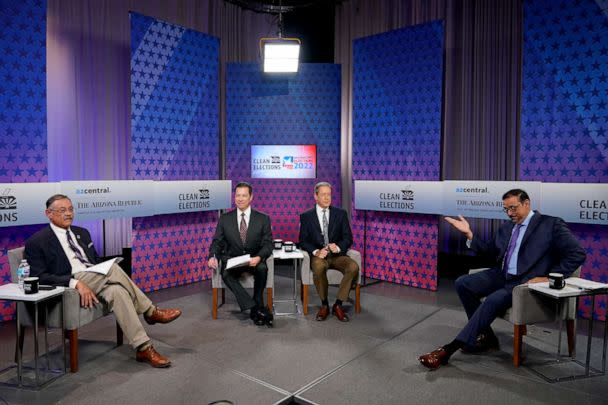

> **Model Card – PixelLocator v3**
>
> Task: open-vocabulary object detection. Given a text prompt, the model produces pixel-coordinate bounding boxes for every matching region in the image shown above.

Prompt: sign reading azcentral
[63,180,154,221]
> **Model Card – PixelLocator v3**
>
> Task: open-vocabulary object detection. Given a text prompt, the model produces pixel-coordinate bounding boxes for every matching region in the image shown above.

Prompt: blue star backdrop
[521,0,608,319]
[130,13,219,292]
[352,21,444,290]
[0,0,47,321]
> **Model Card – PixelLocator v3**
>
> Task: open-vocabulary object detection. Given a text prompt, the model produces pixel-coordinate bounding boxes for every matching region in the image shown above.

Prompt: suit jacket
[298,206,353,256]
[208,209,273,262]
[470,211,586,285]
[24,225,101,286]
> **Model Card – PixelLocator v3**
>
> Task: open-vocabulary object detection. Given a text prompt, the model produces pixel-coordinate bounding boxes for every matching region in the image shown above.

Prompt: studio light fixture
[259,0,301,73]
[260,37,301,73]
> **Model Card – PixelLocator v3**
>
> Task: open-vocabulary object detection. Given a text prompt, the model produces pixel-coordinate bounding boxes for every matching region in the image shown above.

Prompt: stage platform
[0,273,606,405]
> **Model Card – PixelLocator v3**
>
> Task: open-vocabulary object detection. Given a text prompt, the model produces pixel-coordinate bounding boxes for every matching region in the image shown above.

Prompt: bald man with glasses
[418,188,586,370]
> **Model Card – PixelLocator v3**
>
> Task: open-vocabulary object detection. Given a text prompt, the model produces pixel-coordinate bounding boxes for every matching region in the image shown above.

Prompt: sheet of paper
[85,258,120,276]
[566,277,608,290]
[226,254,251,270]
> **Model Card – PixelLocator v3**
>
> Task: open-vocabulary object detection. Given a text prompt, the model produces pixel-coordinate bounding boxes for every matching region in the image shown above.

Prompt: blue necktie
[503,224,523,274]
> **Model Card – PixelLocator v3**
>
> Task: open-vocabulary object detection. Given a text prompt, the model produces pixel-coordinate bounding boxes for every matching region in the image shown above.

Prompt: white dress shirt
[49,222,88,288]
[313,205,340,255]
[236,206,252,229]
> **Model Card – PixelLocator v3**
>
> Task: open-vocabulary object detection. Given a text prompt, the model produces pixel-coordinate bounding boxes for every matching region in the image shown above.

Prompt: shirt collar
[50,222,70,236]
[238,206,251,217]
[520,210,535,227]
[316,204,329,213]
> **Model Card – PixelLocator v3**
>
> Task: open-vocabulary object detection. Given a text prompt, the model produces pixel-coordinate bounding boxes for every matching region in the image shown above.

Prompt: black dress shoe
[250,307,265,326]
[261,307,274,328]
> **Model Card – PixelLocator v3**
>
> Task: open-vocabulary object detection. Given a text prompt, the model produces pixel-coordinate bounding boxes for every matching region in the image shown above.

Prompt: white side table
[0,283,66,389]
[272,249,304,315]
[528,280,608,382]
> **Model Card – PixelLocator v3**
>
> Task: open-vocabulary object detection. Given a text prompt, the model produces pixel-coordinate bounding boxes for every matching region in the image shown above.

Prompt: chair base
[512,320,575,367]
[211,287,273,319]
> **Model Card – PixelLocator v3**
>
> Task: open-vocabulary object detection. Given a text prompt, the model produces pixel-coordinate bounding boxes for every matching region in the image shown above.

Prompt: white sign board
[540,183,608,225]
[0,183,60,226]
[442,181,542,219]
[354,180,444,214]
[61,180,154,220]
[154,180,232,215]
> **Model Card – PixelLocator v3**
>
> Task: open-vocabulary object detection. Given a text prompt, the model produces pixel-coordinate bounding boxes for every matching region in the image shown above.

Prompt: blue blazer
[25,225,101,286]
[298,206,353,256]
[470,211,586,285]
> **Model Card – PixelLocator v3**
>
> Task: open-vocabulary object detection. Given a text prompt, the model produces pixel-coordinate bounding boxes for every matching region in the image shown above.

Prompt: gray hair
[314,182,332,194]
[46,194,70,209]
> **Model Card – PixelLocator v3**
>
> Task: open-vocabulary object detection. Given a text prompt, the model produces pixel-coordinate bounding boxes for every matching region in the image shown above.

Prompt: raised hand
[444,215,473,240]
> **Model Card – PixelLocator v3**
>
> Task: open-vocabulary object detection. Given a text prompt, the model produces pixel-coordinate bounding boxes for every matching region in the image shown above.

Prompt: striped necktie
[66,230,93,267]
[239,213,247,244]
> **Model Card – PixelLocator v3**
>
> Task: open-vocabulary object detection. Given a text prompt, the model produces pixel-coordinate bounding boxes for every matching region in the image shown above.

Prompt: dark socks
[334,299,343,307]
[321,299,329,307]
[443,339,465,356]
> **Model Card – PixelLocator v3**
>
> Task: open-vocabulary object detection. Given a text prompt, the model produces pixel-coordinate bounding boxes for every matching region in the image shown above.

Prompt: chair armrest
[265,255,274,287]
[301,251,313,285]
[346,249,362,284]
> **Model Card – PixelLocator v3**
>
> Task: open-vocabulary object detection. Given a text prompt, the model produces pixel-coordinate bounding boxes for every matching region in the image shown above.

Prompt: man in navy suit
[207,182,274,327]
[25,194,182,368]
[419,189,586,370]
[299,182,359,322]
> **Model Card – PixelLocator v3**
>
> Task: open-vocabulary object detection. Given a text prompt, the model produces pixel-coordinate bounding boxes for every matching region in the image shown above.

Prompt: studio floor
[0,268,607,405]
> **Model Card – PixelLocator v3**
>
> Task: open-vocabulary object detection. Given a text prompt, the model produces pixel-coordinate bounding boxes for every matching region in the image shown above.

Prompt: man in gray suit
[207,182,274,327]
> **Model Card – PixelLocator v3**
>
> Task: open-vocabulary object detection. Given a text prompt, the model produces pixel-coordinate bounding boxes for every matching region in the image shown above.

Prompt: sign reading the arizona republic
[0,183,60,227]
[443,181,542,219]
[153,180,232,215]
[354,180,444,214]
[540,183,608,225]
[61,180,154,221]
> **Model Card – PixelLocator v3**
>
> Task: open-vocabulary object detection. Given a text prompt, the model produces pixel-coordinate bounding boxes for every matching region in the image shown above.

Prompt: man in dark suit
[299,182,359,322]
[25,194,182,368]
[419,189,586,370]
[207,182,274,327]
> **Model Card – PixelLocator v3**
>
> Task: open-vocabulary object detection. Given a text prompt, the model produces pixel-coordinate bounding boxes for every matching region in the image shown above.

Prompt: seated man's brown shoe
[316,305,330,321]
[136,345,171,368]
[332,303,349,322]
[418,347,450,370]
[144,307,182,325]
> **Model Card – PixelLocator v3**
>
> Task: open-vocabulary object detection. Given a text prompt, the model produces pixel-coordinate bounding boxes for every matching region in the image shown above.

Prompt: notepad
[566,277,608,290]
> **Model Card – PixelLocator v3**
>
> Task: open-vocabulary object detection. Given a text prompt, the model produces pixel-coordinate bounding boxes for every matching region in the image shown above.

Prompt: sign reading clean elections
[61,180,154,220]
[0,183,60,226]
[541,183,608,225]
[251,145,316,179]
[443,181,542,219]
[354,180,444,214]
[154,180,231,215]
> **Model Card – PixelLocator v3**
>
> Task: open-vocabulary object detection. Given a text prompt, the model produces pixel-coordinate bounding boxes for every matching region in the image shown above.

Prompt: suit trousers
[311,254,359,302]
[75,263,153,350]
[221,261,268,312]
[454,269,513,347]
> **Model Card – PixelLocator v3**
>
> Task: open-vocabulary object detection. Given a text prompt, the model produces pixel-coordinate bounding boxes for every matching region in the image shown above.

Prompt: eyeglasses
[502,204,521,213]
[49,207,74,214]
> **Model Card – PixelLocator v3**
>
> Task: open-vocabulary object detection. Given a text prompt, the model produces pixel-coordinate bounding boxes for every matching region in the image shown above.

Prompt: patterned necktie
[322,209,329,246]
[66,230,93,267]
[239,212,247,244]
[503,224,523,273]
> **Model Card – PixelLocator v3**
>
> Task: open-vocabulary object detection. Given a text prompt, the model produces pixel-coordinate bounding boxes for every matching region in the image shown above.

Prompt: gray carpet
[0,277,607,405]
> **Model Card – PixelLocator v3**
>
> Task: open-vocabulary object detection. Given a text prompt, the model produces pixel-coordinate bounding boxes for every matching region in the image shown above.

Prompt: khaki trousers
[75,263,153,349]
[311,254,359,302]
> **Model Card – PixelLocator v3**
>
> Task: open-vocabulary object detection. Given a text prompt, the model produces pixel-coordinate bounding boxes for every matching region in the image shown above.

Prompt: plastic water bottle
[16,259,30,291]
